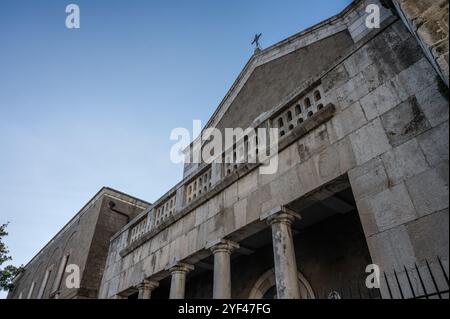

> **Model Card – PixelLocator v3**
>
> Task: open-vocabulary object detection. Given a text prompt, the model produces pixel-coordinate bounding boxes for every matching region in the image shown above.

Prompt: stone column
[168,262,194,299]
[209,240,239,299]
[137,280,159,299]
[262,206,301,299]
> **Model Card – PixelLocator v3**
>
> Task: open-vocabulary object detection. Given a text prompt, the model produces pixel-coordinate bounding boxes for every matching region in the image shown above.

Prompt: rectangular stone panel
[380,96,431,147]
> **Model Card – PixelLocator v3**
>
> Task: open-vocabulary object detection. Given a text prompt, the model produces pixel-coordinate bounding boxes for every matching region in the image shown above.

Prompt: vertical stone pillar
[208,240,239,299]
[137,280,159,299]
[262,206,301,299]
[167,262,194,299]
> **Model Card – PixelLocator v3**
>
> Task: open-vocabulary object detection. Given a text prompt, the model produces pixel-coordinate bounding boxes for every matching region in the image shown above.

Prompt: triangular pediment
[203,0,364,134]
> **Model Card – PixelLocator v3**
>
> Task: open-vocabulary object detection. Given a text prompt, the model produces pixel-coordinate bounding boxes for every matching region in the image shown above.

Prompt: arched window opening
[304,98,312,108]
[287,111,293,122]
[278,117,284,127]
[314,90,321,101]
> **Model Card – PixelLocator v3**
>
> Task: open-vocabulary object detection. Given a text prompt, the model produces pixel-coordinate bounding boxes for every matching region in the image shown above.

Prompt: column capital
[260,206,301,226]
[166,262,194,274]
[207,239,240,255]
[137,279,159,291]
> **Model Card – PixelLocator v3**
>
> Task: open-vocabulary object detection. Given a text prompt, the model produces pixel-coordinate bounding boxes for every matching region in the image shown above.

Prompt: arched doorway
[248,268,315,299]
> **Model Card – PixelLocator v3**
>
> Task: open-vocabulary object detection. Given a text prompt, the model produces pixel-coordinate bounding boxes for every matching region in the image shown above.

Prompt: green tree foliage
[0,223,23,291]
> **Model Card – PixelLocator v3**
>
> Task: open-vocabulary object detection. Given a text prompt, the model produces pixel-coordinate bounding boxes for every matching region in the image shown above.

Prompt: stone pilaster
[261,206,301,299]
[167,262,194,299]
[208,239,240,299]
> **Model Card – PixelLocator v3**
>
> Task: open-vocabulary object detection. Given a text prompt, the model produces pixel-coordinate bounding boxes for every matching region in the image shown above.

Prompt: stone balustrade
[153,194,176,227]
[121,82,336,251]
[185,168,212,204]
[129,217,147,244]
[272,84,325,137]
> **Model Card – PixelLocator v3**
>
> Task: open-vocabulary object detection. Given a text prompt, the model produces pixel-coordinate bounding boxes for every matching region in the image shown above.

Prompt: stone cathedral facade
[8,0,449,299]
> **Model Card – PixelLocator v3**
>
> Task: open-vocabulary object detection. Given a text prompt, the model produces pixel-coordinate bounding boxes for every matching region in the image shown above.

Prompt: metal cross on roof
[252,33,262,51]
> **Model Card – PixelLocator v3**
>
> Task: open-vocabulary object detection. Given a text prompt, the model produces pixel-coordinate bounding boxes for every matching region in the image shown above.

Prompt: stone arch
[56,231,79,291]
[18,260,43,299]
[29,261,45,299]
[42,246,62,298]
[248,268,315,299]
[314,90,322,101]
[13,271,30,299]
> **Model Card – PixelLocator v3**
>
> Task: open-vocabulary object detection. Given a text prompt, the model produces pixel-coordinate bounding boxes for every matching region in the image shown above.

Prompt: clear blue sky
[0,0,351,297]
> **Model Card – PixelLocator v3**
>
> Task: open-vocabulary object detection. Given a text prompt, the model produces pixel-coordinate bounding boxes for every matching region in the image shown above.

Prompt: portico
[124,183,372,300]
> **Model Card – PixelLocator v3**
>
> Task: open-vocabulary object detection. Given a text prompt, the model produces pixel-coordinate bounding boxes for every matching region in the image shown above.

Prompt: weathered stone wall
[392,0,449,86]
[330,20,449,297]
[100,1,449,299]
[7,188,148,299]
[77,196,147,298]
[9,197,102,299]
